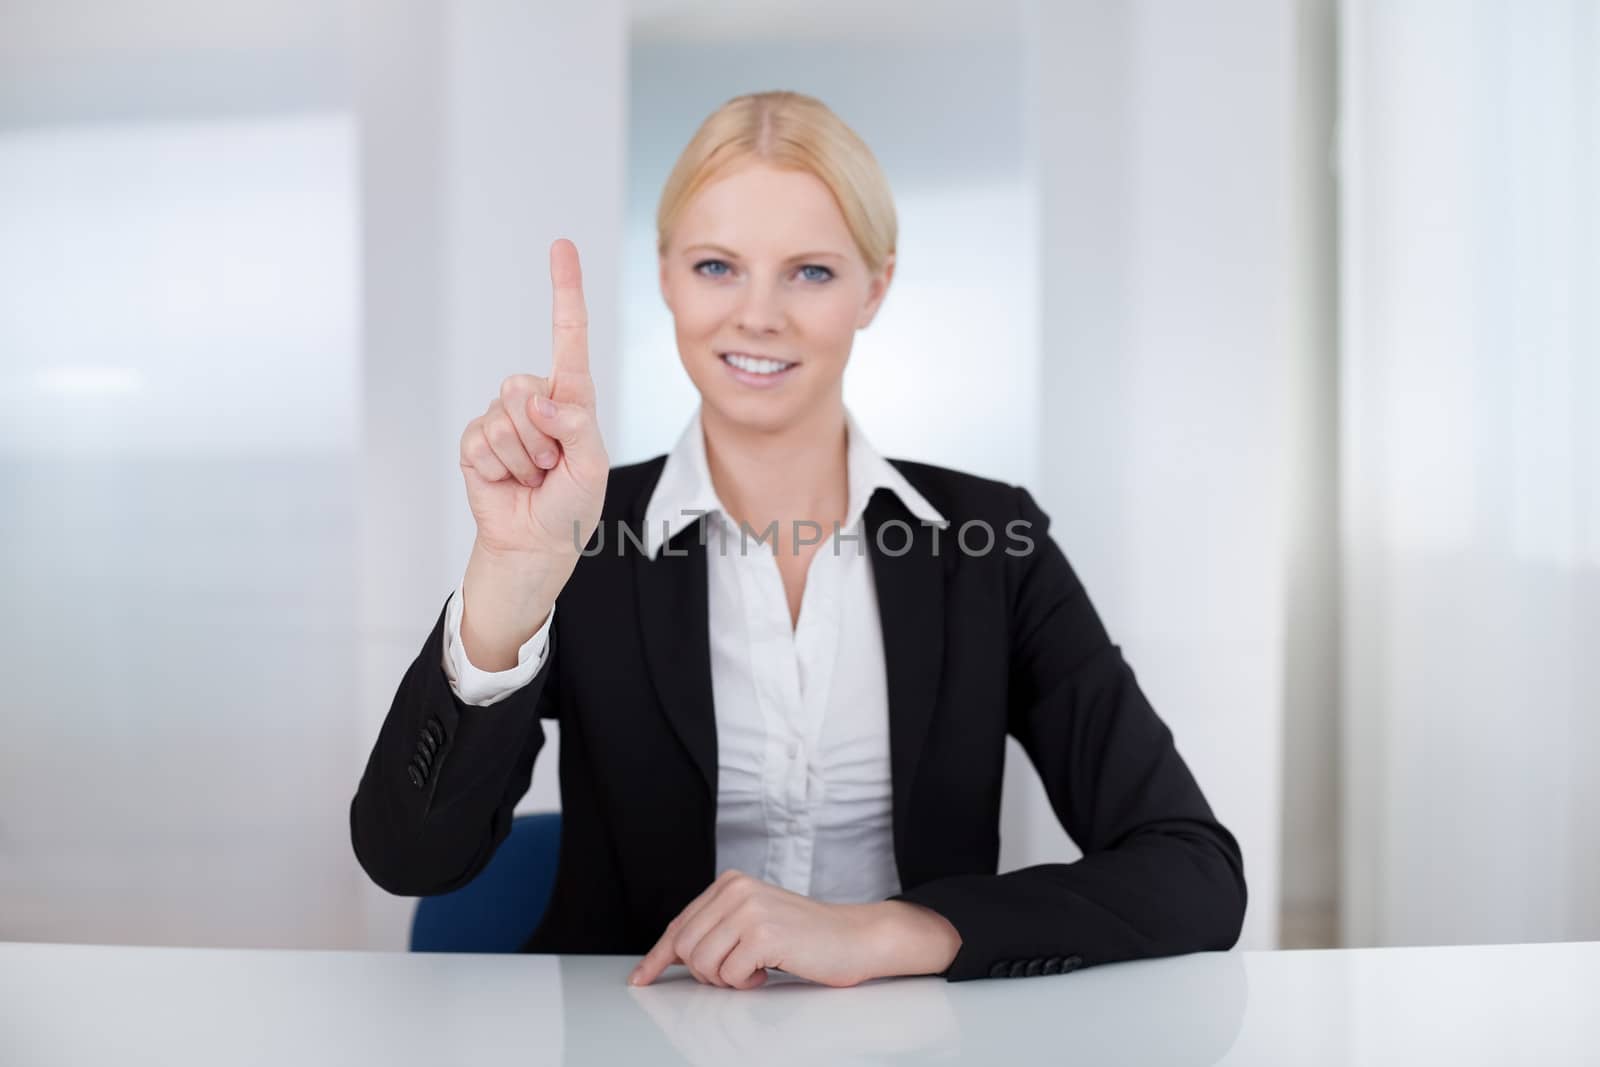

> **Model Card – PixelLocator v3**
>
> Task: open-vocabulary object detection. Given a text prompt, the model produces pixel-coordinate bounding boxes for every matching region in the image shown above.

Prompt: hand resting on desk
[628,868,962,989]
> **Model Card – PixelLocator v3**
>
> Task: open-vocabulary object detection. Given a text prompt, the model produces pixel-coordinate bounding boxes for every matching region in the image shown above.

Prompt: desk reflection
[563,952,1246,1066]
[0,941,1245,1066]
[8,940,1597,1064]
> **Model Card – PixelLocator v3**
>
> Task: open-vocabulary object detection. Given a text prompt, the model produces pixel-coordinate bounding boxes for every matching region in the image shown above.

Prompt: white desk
[4,940,1597,1065]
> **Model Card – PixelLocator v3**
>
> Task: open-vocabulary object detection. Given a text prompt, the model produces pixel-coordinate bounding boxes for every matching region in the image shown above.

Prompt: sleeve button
[1007,959,1028,979]
[413,742,433,771]
[1042,956,1064,975]
[407,764,425,789]
[989,960,1010,979]
[1024,958,1044,977]
[1063,955,1084,972]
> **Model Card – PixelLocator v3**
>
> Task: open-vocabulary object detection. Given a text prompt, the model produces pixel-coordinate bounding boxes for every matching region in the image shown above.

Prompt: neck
[700,399,850,545]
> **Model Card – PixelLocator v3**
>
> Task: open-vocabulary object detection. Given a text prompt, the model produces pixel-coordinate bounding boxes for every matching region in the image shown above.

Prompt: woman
[351,91,1246,989]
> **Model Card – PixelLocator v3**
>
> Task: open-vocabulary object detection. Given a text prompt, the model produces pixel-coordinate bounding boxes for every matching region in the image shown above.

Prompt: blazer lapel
[864,487,950,875]
[631,488,719,804]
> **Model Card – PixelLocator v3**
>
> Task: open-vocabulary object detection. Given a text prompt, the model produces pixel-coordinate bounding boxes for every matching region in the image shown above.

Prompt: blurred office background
[0,0,1594,953]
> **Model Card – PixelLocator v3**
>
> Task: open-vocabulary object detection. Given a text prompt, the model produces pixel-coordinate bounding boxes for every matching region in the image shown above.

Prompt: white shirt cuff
[441,583,553,707]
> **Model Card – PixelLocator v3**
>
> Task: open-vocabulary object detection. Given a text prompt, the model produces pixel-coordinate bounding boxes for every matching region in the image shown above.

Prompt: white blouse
[442,406,947,904]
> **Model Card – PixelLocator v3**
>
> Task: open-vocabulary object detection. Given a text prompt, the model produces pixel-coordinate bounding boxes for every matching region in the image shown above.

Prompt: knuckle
[485,415,516,447]
[499,375,533,402]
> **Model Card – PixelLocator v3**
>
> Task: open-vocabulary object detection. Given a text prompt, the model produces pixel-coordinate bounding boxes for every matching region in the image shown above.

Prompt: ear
[658,253,673,311]
[856,253,896,329]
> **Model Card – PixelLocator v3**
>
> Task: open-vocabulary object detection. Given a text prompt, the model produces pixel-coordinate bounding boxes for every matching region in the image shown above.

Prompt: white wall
[0,0,627,952]
[0,1,363,948]
[1031,0,1341,951]
[1339,0,1600,947]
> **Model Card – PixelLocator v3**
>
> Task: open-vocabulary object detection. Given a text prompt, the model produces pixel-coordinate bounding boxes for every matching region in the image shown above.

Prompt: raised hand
[456,239,609,668]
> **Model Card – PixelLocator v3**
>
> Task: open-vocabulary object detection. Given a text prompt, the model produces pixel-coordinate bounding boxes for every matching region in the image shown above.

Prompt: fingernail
[535,394,557,418]
[535,449,557,468]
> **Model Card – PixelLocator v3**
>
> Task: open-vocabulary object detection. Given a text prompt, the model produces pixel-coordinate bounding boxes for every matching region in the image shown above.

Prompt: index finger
[631,912,692,987]
[549,238,592,405]
[629,874,730,986]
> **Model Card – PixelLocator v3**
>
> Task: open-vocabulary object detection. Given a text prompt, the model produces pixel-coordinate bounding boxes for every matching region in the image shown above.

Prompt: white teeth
[722,352,793,375]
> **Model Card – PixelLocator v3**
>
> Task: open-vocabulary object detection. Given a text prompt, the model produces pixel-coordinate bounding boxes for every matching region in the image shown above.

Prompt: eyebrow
[682,243,848,263]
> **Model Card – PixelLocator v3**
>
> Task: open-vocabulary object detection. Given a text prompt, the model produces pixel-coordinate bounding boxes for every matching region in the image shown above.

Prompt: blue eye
[798,264,834,283]
[693,259,730,278]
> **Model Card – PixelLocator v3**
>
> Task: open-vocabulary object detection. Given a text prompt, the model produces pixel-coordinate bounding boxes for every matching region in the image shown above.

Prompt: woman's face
[659,161,894,434]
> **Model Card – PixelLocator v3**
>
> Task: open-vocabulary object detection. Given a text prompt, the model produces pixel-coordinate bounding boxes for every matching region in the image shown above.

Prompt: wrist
[467,539,573,603]
[459,544,564,672]
[469,536,568,582]
[865,901,962,979]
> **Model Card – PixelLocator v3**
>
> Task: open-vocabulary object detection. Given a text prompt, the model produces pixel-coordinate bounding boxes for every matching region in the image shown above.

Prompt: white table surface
[4,939,1598,1065]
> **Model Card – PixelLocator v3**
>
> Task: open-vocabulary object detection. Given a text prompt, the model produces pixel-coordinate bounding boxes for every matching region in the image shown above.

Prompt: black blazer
[350,456,1247,981]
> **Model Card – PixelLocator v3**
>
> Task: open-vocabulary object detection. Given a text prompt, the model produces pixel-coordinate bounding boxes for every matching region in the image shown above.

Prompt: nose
[735,276,785,336]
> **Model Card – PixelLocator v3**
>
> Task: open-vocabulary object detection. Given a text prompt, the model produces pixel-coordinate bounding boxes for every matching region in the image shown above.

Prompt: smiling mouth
[720,351,798,376]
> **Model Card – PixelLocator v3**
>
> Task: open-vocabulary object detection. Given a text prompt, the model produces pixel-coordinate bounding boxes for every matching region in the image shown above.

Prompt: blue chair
[409,811,561,953]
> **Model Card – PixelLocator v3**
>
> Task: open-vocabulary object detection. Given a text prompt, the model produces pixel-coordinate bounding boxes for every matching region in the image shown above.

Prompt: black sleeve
[890,486,1247,981]
[349,593,558,897]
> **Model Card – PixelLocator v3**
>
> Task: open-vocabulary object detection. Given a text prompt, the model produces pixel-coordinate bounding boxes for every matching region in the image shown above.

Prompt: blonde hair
[656,91,898,275]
